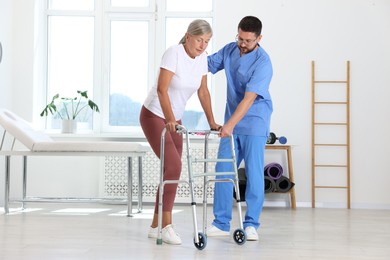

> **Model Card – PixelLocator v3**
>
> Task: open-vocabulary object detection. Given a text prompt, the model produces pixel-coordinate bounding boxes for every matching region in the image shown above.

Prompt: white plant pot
[61,119,77,133]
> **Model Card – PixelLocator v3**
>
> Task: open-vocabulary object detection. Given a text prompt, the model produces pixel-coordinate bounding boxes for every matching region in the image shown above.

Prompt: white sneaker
[148,226,157,239]
[245,226,258,241]
[161,224,182,245]
[206,225,229,237]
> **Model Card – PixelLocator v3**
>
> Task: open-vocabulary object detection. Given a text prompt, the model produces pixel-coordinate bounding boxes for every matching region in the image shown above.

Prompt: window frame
[39,0,214,136]
[101,12,156,134]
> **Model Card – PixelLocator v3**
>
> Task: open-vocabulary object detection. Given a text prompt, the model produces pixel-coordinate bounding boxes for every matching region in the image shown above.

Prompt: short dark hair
[238,16,262,37]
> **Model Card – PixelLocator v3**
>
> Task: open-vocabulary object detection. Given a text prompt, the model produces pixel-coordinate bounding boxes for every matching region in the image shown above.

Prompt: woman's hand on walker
[210,123,222,132]
[165,121,178,133]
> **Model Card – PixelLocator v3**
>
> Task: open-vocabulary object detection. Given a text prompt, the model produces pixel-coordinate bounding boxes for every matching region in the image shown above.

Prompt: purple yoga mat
[264,162,284,180]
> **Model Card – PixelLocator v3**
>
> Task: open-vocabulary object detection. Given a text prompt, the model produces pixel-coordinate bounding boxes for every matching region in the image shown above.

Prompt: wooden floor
[1,202,389,260]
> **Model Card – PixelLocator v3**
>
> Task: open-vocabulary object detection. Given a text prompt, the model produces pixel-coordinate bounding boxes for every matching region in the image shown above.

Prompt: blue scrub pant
[212,134,267,231]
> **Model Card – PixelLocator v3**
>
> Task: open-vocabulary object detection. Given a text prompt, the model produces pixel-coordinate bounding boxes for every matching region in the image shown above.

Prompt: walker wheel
[194,232,207,250]
[233,228,246,245]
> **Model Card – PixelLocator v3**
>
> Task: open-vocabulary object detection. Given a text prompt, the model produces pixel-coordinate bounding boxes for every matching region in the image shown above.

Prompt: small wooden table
[266,145,296,209]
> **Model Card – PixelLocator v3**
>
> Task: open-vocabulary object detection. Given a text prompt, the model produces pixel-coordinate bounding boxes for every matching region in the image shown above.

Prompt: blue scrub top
[208,42,273,137]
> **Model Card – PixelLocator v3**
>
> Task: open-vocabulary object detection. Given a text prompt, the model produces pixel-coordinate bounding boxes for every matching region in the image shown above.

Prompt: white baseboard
[290,201,390,210]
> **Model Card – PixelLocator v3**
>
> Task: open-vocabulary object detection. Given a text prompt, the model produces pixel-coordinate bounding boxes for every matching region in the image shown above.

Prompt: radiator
[103,142,219,203]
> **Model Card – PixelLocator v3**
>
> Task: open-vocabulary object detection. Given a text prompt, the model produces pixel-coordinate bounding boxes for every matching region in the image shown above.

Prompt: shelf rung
[314,164,348,167]
[314,122,347,125]
[314,101,347,104]
[314,144,348,147]
[314,80,348,83]
[314,185,348,189]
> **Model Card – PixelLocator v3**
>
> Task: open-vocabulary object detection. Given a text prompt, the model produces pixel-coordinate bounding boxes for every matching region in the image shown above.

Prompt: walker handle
[175,124,187,133]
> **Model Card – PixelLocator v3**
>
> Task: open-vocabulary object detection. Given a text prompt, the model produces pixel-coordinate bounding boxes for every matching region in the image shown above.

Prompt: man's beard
[239,45,257,54]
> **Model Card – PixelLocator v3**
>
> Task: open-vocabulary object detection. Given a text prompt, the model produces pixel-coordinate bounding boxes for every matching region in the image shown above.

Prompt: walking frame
[157,125,246,250]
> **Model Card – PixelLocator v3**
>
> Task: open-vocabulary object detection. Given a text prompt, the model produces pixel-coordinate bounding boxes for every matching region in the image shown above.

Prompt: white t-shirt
[143,44,208,120]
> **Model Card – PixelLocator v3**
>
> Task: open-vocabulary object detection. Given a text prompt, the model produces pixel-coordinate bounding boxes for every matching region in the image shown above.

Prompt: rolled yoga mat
[275,176,295,192]
[264,176,276,193]
[264,162,284,180]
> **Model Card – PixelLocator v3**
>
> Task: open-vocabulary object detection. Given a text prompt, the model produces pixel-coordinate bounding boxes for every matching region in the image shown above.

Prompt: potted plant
[40,90,100,133]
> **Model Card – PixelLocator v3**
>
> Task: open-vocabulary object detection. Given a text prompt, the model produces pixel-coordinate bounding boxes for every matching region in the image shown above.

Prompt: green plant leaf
[40,90,99,120]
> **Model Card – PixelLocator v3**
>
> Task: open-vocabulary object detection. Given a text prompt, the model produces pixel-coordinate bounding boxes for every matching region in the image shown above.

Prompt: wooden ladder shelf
[311,60,351,208]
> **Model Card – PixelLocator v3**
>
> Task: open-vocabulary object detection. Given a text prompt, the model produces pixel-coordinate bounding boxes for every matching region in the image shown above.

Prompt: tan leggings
[139,106,183,213]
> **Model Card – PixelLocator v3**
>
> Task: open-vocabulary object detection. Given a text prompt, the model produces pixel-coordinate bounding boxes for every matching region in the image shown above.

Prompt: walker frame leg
[156,126,246,249]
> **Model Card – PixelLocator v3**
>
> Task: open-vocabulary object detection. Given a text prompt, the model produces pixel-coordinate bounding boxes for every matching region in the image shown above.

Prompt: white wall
[1,0,390,209]
[0,0,14,207]
[211,0,390,208]
[0,0,13,109]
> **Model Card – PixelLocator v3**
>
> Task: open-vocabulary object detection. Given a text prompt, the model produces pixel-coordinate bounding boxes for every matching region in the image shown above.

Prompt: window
[111,0,149,8]
[48,0,94,10]
[166,0,212,12]
[107,20,150,129]
[41,0,214,134]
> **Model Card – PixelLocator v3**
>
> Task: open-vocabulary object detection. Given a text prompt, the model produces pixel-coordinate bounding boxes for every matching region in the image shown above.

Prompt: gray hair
[179,19,212,44]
